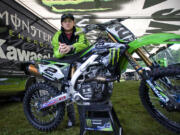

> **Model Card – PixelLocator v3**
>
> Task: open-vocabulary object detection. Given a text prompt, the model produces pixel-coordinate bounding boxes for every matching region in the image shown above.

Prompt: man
[52,13,90,58]
[51,13,90,127]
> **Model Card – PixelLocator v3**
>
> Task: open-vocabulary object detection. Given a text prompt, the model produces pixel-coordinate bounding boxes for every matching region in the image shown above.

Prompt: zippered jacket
[52,27,90,58]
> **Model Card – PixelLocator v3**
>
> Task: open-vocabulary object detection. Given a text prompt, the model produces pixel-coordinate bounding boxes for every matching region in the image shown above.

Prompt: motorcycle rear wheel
[140,66,180,133]
[23,83,65,131]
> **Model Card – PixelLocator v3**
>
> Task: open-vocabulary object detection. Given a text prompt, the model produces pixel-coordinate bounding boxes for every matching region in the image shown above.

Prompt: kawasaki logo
[0,39,51,61]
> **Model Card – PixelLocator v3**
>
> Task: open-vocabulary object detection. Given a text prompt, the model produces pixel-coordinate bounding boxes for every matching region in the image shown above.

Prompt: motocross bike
[22,18,180,133]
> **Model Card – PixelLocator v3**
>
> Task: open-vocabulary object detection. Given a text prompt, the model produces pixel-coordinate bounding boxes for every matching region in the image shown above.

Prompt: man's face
[61,18,74,31]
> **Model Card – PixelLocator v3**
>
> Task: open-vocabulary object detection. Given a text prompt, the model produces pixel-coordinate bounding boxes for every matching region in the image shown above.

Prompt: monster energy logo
[109,48,120,66]
[86,119,92,127]
[0,11,52,43]
[42,0,95,5]
[41,0,112,13]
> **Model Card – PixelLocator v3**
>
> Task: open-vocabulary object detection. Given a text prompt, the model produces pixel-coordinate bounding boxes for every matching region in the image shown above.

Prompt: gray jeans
[67,104,76,125]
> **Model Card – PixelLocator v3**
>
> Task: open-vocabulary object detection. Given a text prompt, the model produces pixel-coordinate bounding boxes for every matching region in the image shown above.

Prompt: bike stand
[78,101,122,135]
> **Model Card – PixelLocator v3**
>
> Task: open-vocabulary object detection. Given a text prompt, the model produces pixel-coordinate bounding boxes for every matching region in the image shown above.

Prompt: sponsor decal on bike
[85,119,113,131]
[86,119,92,127]
[109,48,120,66]
[42,100,57,108]
[58,96,66,101]
[41,95,67,109]
[146,80,169,103]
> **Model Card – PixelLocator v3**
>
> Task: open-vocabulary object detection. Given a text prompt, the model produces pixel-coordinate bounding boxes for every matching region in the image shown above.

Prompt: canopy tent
[14,0,180,54]
[1,0,180,61]
[0,0,179,77]
[15,0,180,36]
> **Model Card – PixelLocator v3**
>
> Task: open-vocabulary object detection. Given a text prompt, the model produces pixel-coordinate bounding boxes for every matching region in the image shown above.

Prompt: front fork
[108,32,172,105]
[125,48,170,104]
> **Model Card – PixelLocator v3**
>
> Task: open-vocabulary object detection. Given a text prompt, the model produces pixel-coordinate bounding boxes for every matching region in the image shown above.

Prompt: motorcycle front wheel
[23,83,65,131]
[140,66,180,133]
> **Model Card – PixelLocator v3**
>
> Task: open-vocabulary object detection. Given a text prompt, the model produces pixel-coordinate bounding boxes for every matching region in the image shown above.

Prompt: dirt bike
[22,18,180,133]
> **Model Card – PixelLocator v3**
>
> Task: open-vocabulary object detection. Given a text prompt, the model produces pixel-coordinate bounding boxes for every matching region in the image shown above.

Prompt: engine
[76,65,113,103]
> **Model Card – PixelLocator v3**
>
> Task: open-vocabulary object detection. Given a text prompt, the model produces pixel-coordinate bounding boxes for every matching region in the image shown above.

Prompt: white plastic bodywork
[39,64,64,80]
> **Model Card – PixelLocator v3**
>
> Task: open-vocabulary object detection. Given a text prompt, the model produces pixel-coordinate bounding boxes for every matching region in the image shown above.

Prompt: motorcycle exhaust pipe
[78,76,117,83]
[27,64,41,76]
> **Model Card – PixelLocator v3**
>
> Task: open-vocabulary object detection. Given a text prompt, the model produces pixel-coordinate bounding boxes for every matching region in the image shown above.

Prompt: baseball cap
[61,13,74,22]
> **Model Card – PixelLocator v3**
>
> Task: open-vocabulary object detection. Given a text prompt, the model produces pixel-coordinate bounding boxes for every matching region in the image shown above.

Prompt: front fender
[128,33,180,53]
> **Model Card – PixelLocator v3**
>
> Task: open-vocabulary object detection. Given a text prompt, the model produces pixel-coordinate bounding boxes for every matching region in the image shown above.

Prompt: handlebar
[100,18,125,26]
[75,18,127,35]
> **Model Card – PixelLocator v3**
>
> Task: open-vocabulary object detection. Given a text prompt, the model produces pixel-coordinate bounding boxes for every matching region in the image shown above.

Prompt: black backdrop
[0,0,56,76]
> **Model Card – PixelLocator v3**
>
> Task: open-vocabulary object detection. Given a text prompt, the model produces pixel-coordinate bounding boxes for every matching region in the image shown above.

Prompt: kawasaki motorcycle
[22,19,180,133]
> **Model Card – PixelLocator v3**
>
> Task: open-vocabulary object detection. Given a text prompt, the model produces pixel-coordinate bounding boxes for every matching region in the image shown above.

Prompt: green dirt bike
[22,18,180,133]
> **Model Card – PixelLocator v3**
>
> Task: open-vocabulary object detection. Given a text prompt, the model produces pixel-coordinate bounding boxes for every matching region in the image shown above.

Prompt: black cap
[61,13,74,23]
